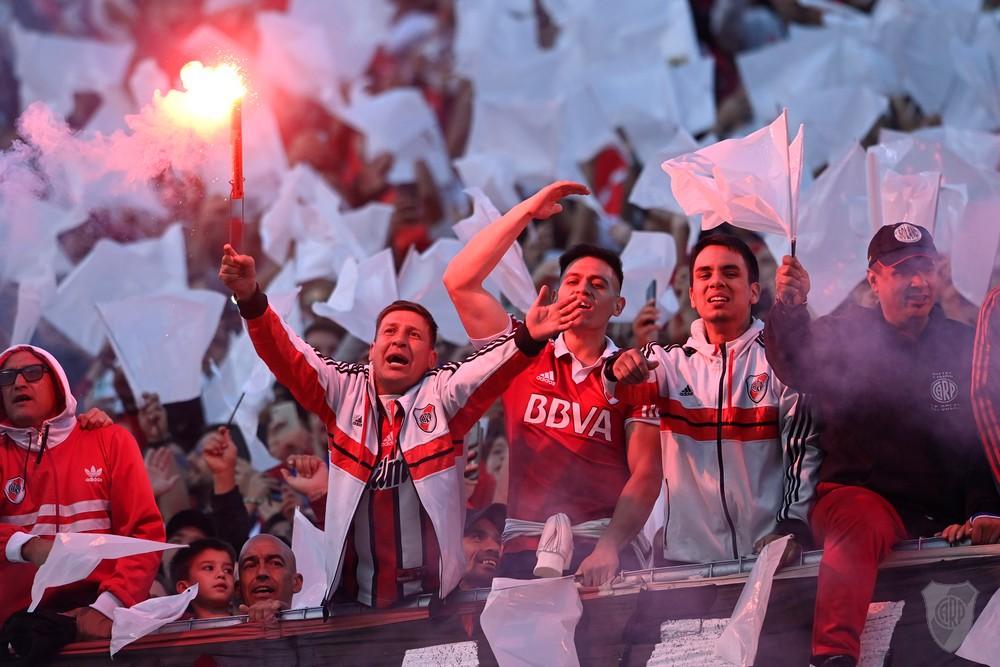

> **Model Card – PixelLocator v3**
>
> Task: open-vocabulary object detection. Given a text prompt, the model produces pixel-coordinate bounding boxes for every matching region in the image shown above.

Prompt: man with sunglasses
[0,345,164,638]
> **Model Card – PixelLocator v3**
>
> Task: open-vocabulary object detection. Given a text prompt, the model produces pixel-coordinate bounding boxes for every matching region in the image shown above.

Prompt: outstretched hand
[219,244,257,301]
[612,349,659,385]
[522,181,590,220]
[525,285,584,341]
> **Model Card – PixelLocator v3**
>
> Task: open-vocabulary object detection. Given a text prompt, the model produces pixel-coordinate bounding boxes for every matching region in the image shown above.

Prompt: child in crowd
[170,538,237,619]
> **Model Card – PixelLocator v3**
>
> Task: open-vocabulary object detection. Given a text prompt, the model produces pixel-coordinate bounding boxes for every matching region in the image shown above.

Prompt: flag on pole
[661,109,804,243]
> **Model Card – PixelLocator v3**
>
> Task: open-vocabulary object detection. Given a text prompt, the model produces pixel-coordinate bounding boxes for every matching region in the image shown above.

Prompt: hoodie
[0,345,165,626]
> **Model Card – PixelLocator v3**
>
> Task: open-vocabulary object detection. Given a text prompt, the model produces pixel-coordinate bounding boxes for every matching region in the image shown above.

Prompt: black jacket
[766,301,1000,535]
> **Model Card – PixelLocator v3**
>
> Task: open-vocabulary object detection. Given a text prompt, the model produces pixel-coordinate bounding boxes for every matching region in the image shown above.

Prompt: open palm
[525,286,584,340]
[525,181,590,220]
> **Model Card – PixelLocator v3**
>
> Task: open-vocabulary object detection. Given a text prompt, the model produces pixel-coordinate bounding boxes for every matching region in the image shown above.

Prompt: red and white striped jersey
[0,345,164,625]
[241,295,547,603]
[337,399,441,607]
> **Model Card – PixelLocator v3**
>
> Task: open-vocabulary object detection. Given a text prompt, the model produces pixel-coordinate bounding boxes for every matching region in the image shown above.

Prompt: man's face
[461,518,501,589]
[688,246,760,330]
[369,310,438,395]
[305,329,341,359]
[0,350,59,429]
[177,548,235,612]
[868,256,937,329]
[238,536,302,607]
[557,256,624,332]
[266,401,313,461]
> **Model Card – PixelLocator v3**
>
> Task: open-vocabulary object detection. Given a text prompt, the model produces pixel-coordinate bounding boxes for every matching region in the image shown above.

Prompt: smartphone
[646,280,657,303]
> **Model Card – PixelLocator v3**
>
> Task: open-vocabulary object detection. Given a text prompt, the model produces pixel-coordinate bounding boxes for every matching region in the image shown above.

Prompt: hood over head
[0,344,78,451]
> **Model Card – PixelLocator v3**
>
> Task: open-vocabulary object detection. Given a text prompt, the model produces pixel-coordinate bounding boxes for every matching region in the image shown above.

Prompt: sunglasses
[0,364,49,387]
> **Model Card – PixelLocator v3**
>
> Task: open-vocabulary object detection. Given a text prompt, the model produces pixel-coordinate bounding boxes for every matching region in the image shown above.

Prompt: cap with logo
[867,222,938,267]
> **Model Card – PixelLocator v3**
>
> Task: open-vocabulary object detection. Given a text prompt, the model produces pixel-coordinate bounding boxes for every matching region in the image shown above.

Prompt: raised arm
[765,255,831,393]
[443,181,590,339]
[220,245,352,423]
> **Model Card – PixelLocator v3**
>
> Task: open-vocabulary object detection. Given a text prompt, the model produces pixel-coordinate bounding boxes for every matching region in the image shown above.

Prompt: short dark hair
[558,244,624,290]
[169,538,236,588]
[375,300,438,345]
[165,509,215,542]
[688,234,760,286]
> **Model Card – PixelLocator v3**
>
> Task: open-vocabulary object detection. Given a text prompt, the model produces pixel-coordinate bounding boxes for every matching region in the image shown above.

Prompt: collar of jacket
[686,317,765,358]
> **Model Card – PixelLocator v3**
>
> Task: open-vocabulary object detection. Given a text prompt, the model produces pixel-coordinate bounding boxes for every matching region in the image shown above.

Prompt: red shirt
[500,335,656,553]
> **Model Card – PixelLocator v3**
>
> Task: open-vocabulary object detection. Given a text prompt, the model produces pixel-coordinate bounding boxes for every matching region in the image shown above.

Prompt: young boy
[170,538,237,619]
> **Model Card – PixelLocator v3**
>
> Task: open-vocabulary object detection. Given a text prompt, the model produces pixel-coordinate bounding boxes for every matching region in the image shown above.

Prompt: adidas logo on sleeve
[679,385,694,397]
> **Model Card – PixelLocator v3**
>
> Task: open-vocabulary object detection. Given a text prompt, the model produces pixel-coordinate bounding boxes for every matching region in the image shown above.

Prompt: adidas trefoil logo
[679,385,694,397]
[84,466,103,483]
[352,415,363,428]
[536,371,556,386]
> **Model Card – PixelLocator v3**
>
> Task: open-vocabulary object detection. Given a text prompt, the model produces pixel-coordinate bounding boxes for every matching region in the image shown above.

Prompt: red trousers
[810,483,908,660]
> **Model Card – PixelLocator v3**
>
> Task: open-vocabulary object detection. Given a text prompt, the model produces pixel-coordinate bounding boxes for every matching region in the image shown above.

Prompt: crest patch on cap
[894,223,922,243]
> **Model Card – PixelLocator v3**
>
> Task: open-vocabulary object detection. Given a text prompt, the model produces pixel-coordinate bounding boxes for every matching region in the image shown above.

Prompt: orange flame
[162,61,246,132]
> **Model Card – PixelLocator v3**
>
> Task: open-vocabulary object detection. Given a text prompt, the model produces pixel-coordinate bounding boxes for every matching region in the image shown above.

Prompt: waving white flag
[111,584,198,656]
[662,110,804,242]
[30,533,184,612]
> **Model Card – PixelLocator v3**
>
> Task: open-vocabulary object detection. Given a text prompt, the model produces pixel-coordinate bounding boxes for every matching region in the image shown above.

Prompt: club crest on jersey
[4,476,25,504]
[746,373,769,404]
[414,405,437,433]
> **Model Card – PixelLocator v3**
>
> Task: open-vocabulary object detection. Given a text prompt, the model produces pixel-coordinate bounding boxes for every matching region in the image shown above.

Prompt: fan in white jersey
[607,233,821,567]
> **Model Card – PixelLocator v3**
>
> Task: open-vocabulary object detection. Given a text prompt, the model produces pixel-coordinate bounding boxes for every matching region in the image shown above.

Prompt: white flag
[30,533,184,612]
[97,290,226,404]
[290,508,326,609]
[662,110,804,241]
[110,584,198,656]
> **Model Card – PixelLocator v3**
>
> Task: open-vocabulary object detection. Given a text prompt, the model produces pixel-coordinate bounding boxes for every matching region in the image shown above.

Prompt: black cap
[867,222,937,267]
[465,503,506,535]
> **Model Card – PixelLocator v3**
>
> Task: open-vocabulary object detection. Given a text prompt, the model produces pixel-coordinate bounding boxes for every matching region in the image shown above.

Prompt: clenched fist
[219,244,258,301]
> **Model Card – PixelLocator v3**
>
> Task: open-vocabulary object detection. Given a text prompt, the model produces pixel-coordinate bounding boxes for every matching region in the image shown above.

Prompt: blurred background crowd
[0,0,999,569]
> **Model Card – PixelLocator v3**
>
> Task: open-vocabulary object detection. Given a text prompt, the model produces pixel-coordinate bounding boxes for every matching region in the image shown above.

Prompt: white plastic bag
[481,576,582,667]
[30,533,184,612]
[110,585,198,656]
[714,535,791,666]
[956,587,1000,667]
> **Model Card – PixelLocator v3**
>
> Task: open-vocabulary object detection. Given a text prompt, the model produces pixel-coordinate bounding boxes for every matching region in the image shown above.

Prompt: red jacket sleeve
[973,286,1000,488]
[101,426,166,607]
[244,301,355,430]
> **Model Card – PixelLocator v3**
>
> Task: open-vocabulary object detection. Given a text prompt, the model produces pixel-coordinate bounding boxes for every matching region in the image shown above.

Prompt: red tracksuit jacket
[0,344,165,625]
